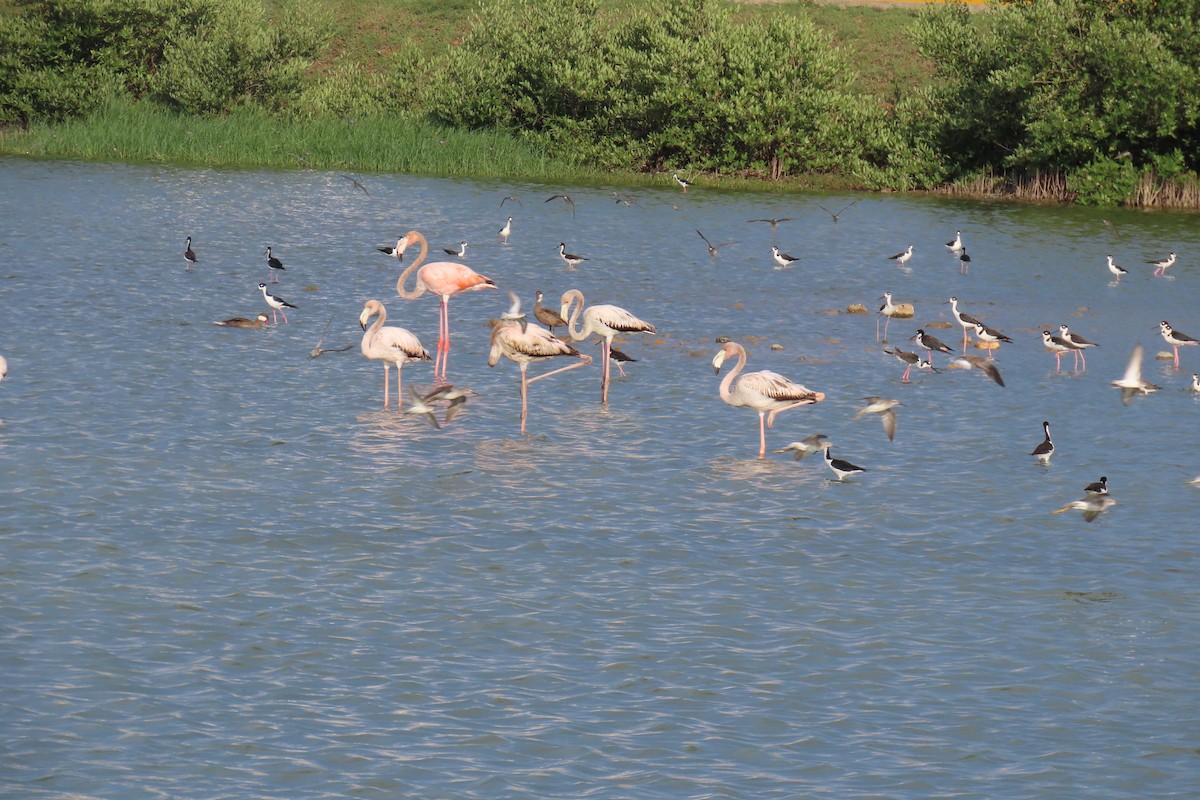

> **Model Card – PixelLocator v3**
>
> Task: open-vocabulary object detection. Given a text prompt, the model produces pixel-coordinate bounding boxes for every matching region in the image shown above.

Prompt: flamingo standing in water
[559,289,656,405]
[712,341,825,458]
[488,317,592,434]
[394,230,496,382]
[359,299,431,411]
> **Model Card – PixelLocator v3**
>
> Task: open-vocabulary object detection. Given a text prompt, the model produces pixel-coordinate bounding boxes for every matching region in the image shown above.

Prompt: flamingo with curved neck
[395,230,496,381]
[359,299,431,411]
[488,318,591,434]
[559,289,655,404]
[712,341,825,458]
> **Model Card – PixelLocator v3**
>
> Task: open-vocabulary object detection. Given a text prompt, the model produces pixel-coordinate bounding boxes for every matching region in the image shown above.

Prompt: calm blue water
[1,157,1199,799]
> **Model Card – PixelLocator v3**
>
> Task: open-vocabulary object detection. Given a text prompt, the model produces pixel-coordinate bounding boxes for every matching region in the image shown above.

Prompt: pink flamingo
[559,289,655,405]
[359,299,431,410]
[394,230,496,382]
[488,319,592,434]
[712,341,825,458]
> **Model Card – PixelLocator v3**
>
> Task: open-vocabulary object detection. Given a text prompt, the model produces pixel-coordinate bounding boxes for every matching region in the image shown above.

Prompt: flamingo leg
[395,363,404,411]
[758,412,768,459]
[383,364,391,409]
[601,338,611,404]
[519,364,529,434]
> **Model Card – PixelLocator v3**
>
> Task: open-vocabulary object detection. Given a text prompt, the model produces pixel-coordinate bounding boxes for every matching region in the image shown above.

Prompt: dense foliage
[1,0,1198,205]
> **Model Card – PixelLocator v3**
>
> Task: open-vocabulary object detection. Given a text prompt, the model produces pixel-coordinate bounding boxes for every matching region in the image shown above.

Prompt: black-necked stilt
[887,245,914,268]
[1052,494,1116,522]
[672,172,691,192]
[1058,324,1097,369]
[1106,255,1127,283]
[607,344,637,377]
[443,241,468,258]
[950,354,1005,387]
[1112,344,1160,405]
[533,290,567,333]
[972,321,1012,356]
[817,200,856,223]
[545,193,575,217]
[773,434,829,461]
[1031,420,1054,464]
[1159,320,1198,368]
[377,237,404,261]
[771,245,800,269]
[558,242,587,270]
[1149,251,1176,277]
[1084,476,1108,495]
[1041,330,1076,370]
[498,217,512,243]
[855,396,901,441]
[214,312,270,329]
[820,441,867,481]
[877,292,906,341]
[958,248,972,274]
[946,296,982,349]
[500,290,528,333]
[697,229,735,257]
[265,246,285,282]
[946,230,964,253]
[258,282,297,324]
[883,346,935,383]
[184,236,198,271]
[912,329,953,366]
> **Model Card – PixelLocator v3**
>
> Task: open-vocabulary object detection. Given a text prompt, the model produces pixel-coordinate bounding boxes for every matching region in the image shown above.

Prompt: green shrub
[1067,155,1137,206]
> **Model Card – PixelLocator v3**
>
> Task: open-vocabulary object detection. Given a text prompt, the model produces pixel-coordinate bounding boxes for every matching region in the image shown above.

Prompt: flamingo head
[712,342,736,374]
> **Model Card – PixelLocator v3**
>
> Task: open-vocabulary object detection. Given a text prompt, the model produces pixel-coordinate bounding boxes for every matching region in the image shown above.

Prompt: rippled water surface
[2,158,1199,798]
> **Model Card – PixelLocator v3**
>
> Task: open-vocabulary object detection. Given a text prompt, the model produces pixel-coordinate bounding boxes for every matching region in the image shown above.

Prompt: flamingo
[712,341,825,458]
[559,289,656,405]
[488,318,591,434]
[358,299,431,411]
[394,230,496,382]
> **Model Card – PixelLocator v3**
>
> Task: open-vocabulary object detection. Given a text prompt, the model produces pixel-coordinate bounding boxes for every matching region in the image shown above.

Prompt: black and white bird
[1052,494,1116,522]
[958,247,972,274]
[950,354,1005,387]
[946,296,982,350]
[820,441,867,481]
[1106,255,1128,283]
[911,329,954,366]
[887,245,914,268]
[498,217,513,243]
[1084,476,1108,495]
[855,396,901,442]
[672,172,691,192]
[258,282,297,324]
[773,434,829,461]
[1149,251,1177,277]
[558,242,587,270]
[771,245,800,269]
[377,237,404,261]
[1112,344,1160,405]
[1159,320,1198,368]
[606,344,637,377]
[972,321,1012,355]
[1031,420,1054,464]
[1041,329,1077,370]
[265,246,285,283]
[877,291,905,341]
[945,230,964,253]
[1058,324,1098,369]
[184,236,198,271]
[443,241,468,258]
[884,346,936,383]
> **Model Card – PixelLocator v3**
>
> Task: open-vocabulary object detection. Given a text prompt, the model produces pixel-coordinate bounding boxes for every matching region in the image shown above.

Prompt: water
[1,158,1198,799]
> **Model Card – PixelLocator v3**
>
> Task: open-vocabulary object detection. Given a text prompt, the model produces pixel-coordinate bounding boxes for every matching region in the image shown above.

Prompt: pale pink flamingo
[394,230,496,382]
[559,289,655,405]
[712,341,825,458]
[359,299,431,411]
[488,319,592,434]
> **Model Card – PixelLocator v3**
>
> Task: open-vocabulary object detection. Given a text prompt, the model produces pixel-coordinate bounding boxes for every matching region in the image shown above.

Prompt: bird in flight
[696,230,735,257]
[817,200,857,223]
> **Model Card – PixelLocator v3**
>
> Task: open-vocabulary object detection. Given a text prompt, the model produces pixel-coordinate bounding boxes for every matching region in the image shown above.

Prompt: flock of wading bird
[186,184,1195,521]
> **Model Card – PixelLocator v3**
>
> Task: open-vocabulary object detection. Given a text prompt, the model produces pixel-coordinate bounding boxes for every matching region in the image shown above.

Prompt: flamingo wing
[373,326,431,362]
[418,261,496,296]
[735,370,820,408]
[586,304,656,336]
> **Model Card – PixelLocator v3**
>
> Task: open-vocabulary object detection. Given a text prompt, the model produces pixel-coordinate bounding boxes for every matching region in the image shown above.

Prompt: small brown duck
[214,312,270,329]
[533,290,567,334]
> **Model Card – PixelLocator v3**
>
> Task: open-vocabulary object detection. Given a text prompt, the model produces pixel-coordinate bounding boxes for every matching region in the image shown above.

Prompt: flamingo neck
[562,290,587,341]
[718,346,745,402]
[396,232,428,300]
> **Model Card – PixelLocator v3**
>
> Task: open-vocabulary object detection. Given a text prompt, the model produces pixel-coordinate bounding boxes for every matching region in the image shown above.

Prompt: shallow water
[1,158,1199,798]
